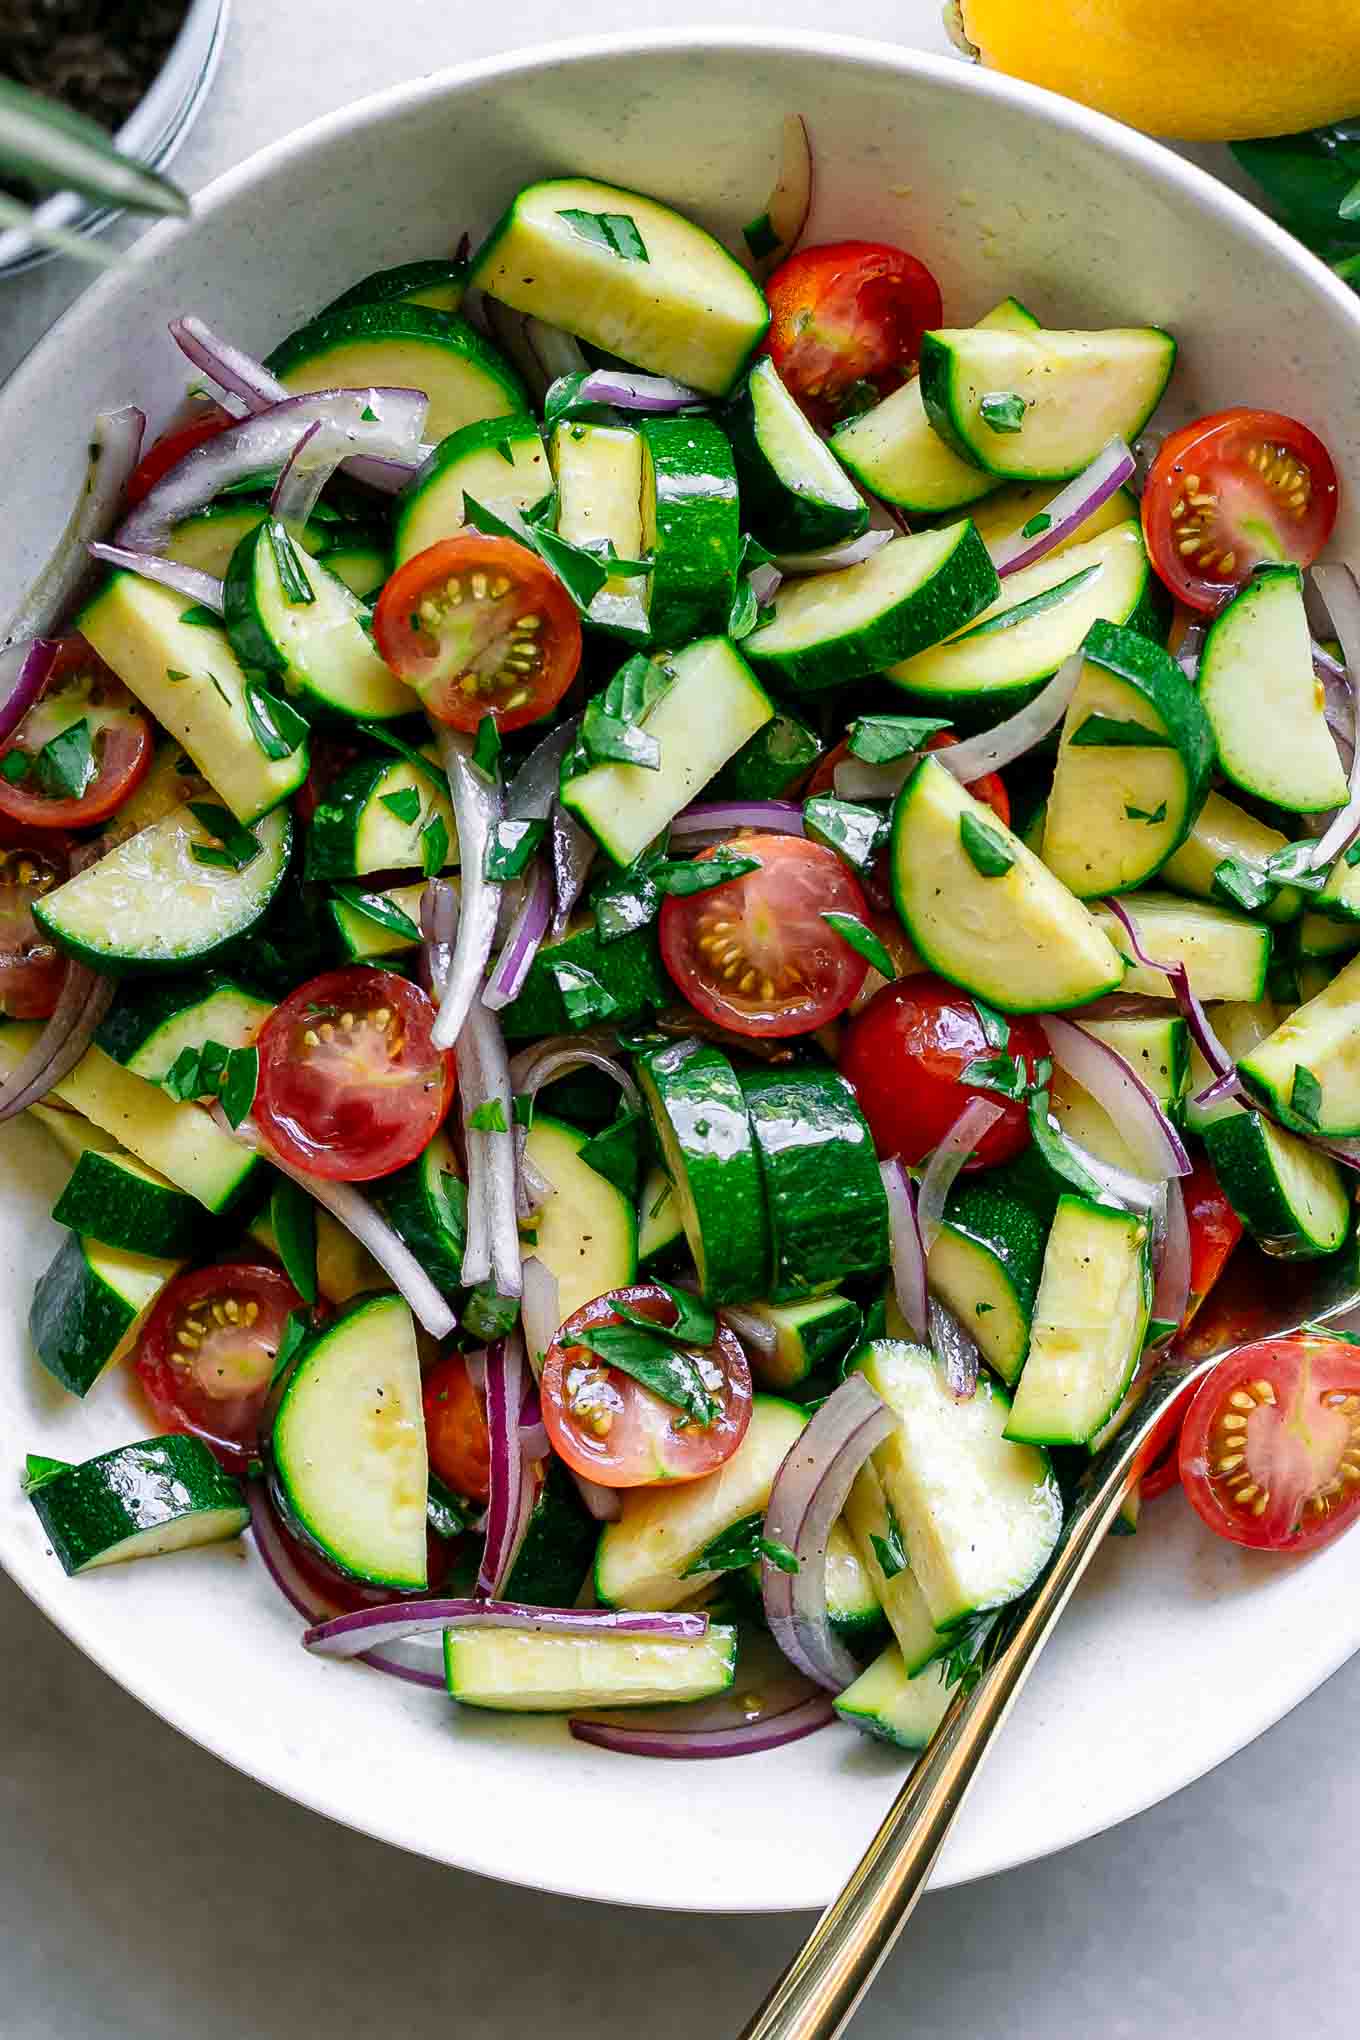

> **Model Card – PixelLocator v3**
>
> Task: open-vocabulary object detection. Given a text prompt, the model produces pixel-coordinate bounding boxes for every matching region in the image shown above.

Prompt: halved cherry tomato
[1142,409,1339,614]
[659,831,871,1038]
[372,534,581,734]
[122,402,235,509]
[541,1283,752,1488]
[764,240,943,428]
[0,638,152,828]
[1179,1335,1360,1552]
[422,1351,491,1503]
[840,973,1045,1168]
[253,966,454,1181]
[0,833,71,1018]
[1183,1154,1244,1330]
[136,1262,308,1467]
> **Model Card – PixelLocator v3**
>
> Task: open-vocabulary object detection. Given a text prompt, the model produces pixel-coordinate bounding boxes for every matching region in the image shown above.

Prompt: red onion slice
[482,298,555,401]
[418,875,458,1005]
[0,637,59,747]
[508,1036,641,1116]
[479,1335,533,1597]
[0,966,115,1122]
[506,718,580,823]
[1060,1129,1162,1213]
[929,1295,980,1401]
[772,529,893,574]
[218,1111,456,1338]
[271,418,346,527]
[88,542,224,612]
[833,755,911,801]
[670,799,805,839]
[2,406,144,650]
[170,315,286,411]
[483,858,553,1011]
[718,1303,780,1360]
[761,1375,897,1693]
[740,113,814,278]
[917,1097,1004,1251]
[1149,1175,1190,1340]
[429,724,503,1050]
[576,370,706,412]
[988,439,1136,578]
[116,389,429,553]
[549,801,595,937]
[1308,564,1360,869]
[1040,1015,1190,1179]
[457,997,521,1298]
[934,646,1085,782]
[880,1158,928,1339]
[1100,896,1236,1083]
[525,319,588,385]
[305,1600,708,1657]
[748,562,784,608]
[570,1692,834,1759]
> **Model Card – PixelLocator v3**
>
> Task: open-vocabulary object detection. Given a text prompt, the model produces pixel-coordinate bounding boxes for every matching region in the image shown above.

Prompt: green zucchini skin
[738,1067,889,1303]
[319,258,469,320]
[499,1458,597,1608]
[265,303,527,442]
[29,1233,182,1397]
[373,1131,466,1297]
[710,710,822,802]
[498,919,670,1040]
[51,1150,203,1260]
[639,416,741,643]
[725,357,869,552]
[637,1040,772,1305]
[26,1435,248,1576]
[1203,1110,1351,1259]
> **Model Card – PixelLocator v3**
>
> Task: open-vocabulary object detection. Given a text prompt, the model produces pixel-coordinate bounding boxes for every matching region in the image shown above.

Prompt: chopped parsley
[959,811,1015,877]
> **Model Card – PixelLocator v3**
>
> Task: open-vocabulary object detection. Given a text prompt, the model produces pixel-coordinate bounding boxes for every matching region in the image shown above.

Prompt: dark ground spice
[1,0,189,200]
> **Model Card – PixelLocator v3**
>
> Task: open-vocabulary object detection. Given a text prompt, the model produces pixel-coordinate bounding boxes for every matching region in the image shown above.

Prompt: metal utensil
[738,1248,1360,2040]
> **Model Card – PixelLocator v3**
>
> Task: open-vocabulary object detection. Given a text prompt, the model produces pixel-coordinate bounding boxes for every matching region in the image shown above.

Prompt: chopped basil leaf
[572,1322,719,1425]
[331,884,421,941]
[0,750,28,783]
[542,372,608,435]
[962,1050,1030,1100]
[425,1471,467,1541]
[492,437,518,466]
[582,697,661,771]
[551,959,619,1027]
[271,1176,318,1305]
[592,860,662,943]
[760,1536,800,1574]
[869,1496,909,1580]
[219,1046,259,1128]
[1346,842,1360,869]
[1026,1089,1105,1199]
[973,998,1010,1051]
[653,853,760,897]
[1125,800,1169,824]
[680,1511,764,1577]
[803,793,889,874]
[578,1109,646,1201]
[380,786,422,825]
[976,1301,995,1315]
[460,492,527,547]
[531,523,611,612]
[727,574,759,641]
[180,603,220,628]
[959,811,1015,877]
[932,1606,1002,1693]
[463,1284,521,1341]
[21,1452,71,1494]
[1341,174,1360,224]
[742,211,780,261]
[354,721,450,797]
[847,713,951,764]
[161,1044,208,1102]
[467,1099,508,1134]
[165,668,189,683]
[187,802,262,870]
[266,518,315,605]
[360,404,378,423]
[484,816,544,882]
[1290,1063,1323,1128]
[648,1174,674,1220]
[1020,512,1052,538]
[979,391,1027,434]
[577,537,651,578]
[269,1309,312,1390]
[1069,713,1173,749]
[206,672,232,709]
[472,713,502,779]
[1213,856,1272,915]
[822,910,896,978]
[244,676,308,761]
[512,1091,535,1131]
[612,1279,715,1351]
[739,533,775,571]
[556,207,649,262]
[1263,840,1328,891]
[34,718,94,801]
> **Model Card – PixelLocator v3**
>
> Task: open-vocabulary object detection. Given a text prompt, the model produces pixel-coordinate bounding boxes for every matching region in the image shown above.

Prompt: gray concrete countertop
[2,4,1355,2033]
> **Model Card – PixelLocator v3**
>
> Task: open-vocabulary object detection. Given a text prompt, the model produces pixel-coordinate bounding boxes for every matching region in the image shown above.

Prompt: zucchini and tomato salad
[6,142,1360,1758]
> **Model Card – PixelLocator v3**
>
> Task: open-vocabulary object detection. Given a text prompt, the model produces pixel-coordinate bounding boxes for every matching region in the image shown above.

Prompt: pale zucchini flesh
[551,421,649,639]
[843,1461,940,1675]
[444,1624,737,1711]
[1198,566,1348,814]
[250,533,415,721]
[1238,951,1360,1135]
[1005,1197,1150,1447]
[521,1113,637,1339]
[833,1647,953,1751]
[395,417,551,565]
[1160,790,1305,925]
[1092,892,1271,1003]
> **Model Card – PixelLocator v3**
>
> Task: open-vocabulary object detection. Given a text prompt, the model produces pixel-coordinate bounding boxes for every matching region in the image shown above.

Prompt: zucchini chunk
[728,356,869,551]
[1204,1110,1350,1258]
[372,1129,467,1298]
[1182,998,1278,1135]
[267,303,525,443]
[639,415,740,643]
[395,415,550,565]
[319,257,468,319]
[98,975,272,1081]
[594,1394,805,1609]
[498,915,669,1040]
[1298,912,1360,961]
[736,1293,863,1392]
[843,1460,941,1675]
[499,1459,597,1609]
[711,708,822,802]
[469,176,770,397]
[830,296,1039,517]
[78,574,307,824]
[1041,619,1214,898]
[888,521,1161,728]
[327,881,425,962]
[317,542,388,600]
[305,747,458,881]
[968,479,1139,558]
[1160,789,1306,925]
[743,523,999,696]
[52,1143,202,1260]
[1081,1015,1189,1122]
[272,1291,428,1590]
[551,421,649,642]
[891,755,1125,1011]
[1091,892,1271,1003]
[1198,565,1348,815]
[738,1066,889,1303]
[249,1204,385,1306]
[927,1170,1049,1385]
[26,1435,248,1575]
[1005,1196,1151,1448]
[833,1646,953,1751]
[919,324,1176,480]
[853,1341,1063,1630]
[1313,849,1360,925]
[521,1112,638,1331]
[30,1232,183,1396]
[560,637,773,868]
[637,1039,771,1305]
[224,522,415,723]
[444,1623,738,1712]
[34,803,290,975]
[164,503,328,581]
[1238,951,1360,1136]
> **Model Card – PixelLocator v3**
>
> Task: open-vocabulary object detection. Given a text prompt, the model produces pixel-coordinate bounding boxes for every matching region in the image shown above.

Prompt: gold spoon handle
[735,1362,1200,2040]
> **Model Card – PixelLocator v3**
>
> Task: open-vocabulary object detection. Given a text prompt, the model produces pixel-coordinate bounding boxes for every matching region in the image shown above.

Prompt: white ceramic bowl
[3,29,1359,1913]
